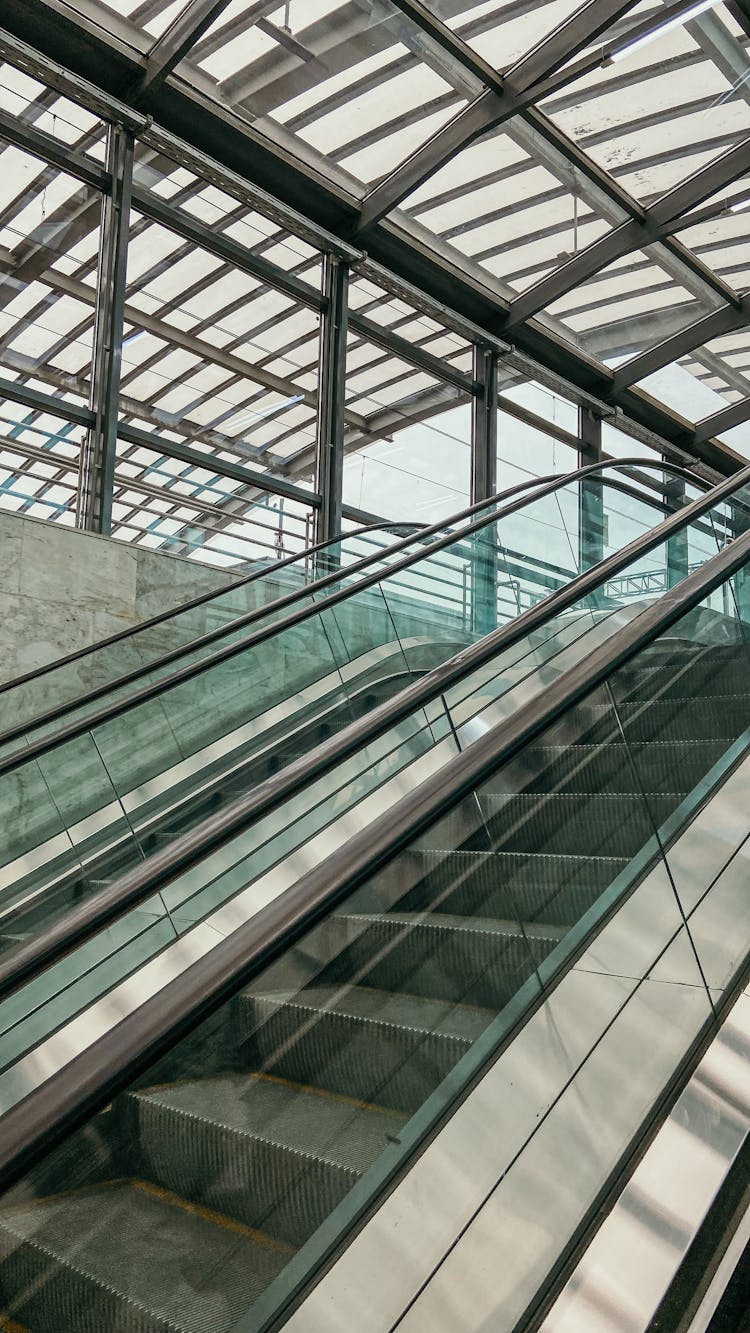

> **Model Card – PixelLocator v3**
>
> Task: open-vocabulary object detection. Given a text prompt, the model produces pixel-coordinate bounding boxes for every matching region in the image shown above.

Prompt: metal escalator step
[571,697,749,744]
[613,651,750,703]
[235,984,493,1113]
[491,791,679,856]
[432,792,678,858]
[319,911,562,1008]
[365,848,626,928]
[515,739,728,797]
[126,1072,406,1249]
[0,1180,291,1333]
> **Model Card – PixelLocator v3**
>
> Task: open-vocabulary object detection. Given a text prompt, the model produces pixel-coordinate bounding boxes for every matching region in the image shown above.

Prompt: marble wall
[0,512,241,685]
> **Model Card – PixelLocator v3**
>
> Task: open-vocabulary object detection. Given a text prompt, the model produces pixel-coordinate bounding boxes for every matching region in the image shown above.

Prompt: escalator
[2,471,750,1330]
[0,459,720,968]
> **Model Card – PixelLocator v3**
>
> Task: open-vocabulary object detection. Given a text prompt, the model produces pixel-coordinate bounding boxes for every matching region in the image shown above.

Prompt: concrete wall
[0,512,240,685]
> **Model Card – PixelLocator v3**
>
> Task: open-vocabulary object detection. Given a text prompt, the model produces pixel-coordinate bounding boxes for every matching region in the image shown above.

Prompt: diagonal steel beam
[504,0,642,92]
[359,0,640,231]
[132,0,235,100]
[2,0,746,477]
[506,134,750,328]
[517,107,738,311]
[694,395,750,444]
[729,0,750,35]
[347,309,474,393]
[130,183,323,310]
[358,90,510,232]
[614,296,750,391]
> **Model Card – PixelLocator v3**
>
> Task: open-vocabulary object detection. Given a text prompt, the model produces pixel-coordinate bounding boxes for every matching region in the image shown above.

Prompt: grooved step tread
[131,1072,406,1177]
[342,910,566,941]
[398,849,628,879]
[391,849,628,924]
[574,697,749,740]
[242,984,493,1044]
[517,740,728,795]
[0,1181,290,1333]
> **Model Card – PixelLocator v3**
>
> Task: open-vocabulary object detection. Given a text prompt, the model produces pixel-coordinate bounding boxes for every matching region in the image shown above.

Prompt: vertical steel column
[730,483,750,626]
[578,404,605,574]
[471,344,498,504]
[314,254,348,555]
[665,473,689,588]
[78,123,134,534]
[471,345,498,635]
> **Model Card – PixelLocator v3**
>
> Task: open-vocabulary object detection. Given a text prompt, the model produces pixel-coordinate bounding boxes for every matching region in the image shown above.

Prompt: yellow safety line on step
[255,1070,398,1117]
[139,1068,397,1117]
[131,1180,294,1254]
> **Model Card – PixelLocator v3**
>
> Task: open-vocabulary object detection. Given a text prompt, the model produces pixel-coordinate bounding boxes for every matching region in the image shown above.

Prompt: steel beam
[130,184,324,311]
[0,103,108,190]
[134,0,234,100]
[507,135,750,328]
[0,372,94,427]
[118,420,321,509]
[517,108,738,312]
[694,396,750,445]
[348,308,473,394]
[360,0,640,231]
[613,296,750,392]
[506,0,642,91]
[359,91,511,233]
[384,0,504,95]
[665,473,689,588]
[470,344,498,634]
[0,1,744,479]
[77,123,133,534]
[315,255,348,548]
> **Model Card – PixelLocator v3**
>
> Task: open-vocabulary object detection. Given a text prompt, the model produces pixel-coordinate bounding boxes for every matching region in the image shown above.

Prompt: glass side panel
[0,462,702,749]
[0,470,745,1004]
[9,545,750,1329]
[0,519,431,737]
[0,465,715,950]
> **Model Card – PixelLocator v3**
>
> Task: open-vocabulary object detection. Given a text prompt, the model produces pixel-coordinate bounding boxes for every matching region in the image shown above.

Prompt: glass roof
[2,0,750,555]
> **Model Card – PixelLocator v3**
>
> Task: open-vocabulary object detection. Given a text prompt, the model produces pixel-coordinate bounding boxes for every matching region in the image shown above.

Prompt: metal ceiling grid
[0,0,748,563]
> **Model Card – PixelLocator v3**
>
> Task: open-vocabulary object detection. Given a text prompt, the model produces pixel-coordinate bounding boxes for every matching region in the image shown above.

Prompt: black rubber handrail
[0,473,557,751]
[0,456,706,709]
[0,459,710,702]
[0,459,714,770]
[2,485,749,1196]
[1,460,749,999]
[0,518,424,698]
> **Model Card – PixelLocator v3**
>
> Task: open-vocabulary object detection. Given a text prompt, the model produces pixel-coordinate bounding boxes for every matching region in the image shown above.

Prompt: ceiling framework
[0,0,748,565]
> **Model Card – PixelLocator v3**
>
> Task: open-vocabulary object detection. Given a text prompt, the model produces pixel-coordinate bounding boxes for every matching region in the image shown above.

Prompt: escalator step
[236,984,493,1113]
[434,792,679,858]
[572,696,750,744]
[0,1180,291,1333]
[515,739,728,797]
[318,912,562,1008]
[613,651,749,703]
[126,1072,406,1249]
[361,848,626,927]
